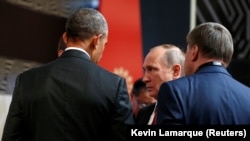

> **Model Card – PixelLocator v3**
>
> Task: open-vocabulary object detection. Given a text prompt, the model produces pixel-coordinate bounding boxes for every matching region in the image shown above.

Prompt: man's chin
[149,93,157,98]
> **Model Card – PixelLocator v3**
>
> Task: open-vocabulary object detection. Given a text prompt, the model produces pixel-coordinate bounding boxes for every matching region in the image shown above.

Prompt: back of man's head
[65,8,108,41]
[132,78,146,97]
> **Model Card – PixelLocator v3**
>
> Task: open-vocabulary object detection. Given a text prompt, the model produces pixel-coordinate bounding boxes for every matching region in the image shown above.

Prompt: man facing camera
[135,44,185,125]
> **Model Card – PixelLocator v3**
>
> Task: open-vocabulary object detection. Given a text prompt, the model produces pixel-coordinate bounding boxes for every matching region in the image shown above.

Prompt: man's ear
[62,32,67,44]
[172,64,181,78]
[190,45,199,61]
[91,34,103,50]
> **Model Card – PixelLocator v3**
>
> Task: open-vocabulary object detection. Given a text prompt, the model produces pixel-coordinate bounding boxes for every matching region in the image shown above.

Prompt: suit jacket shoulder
[135,103,156,125]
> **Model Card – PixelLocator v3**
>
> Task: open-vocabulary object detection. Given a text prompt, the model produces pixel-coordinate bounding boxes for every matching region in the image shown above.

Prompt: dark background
[0,1,66,63]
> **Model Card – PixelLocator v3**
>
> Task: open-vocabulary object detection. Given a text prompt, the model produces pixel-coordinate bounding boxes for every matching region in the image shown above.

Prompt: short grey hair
[152,44,185,76]
[186,22,234,65]
[65,8,108,41]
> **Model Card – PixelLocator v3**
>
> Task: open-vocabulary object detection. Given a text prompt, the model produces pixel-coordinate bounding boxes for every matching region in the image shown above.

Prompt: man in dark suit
[130,78,156,117]
[157,22,250,125]
[135,44,185,125]
[2,8,134,141]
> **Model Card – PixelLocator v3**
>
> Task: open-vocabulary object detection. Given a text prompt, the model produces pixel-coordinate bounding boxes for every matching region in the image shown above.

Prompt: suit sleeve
[156,82,184,125]
[2,75,30,141]
[111,77,134,141]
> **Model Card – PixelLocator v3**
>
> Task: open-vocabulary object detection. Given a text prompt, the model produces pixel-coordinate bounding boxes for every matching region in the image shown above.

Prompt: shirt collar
[65,47,90,58]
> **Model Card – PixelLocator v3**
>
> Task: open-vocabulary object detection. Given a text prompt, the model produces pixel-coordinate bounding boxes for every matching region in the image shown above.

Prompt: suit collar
[60,50,90,61]
[196,64,231,77]
[141,102,156,111]
[65,47,90,58]
[197,61,223,72]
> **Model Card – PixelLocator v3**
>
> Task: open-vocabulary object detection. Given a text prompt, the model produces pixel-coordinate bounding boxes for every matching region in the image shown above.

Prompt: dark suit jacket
[2,50,134,141]
[135,103,156,125]
[157,64,250,125]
